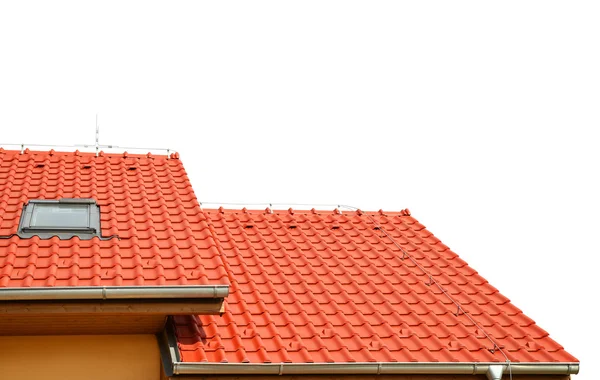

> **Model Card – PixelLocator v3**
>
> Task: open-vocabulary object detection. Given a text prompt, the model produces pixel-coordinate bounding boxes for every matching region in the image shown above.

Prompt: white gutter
[0,285,229,300]
[171,362,579,376]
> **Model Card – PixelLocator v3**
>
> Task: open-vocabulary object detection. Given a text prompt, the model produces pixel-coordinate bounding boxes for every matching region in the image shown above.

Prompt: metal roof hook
[454,305,463,316]
[486,365,504,380]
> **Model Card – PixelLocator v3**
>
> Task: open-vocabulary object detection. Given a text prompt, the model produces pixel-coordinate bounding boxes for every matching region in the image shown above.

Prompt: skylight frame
[18,198,102,239]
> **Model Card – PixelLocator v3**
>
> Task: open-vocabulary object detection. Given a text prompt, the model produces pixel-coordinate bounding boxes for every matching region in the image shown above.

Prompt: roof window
[18,199,101,239]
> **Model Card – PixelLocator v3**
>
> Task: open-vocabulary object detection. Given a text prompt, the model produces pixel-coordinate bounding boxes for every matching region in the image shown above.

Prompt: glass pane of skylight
[31,203,89,228]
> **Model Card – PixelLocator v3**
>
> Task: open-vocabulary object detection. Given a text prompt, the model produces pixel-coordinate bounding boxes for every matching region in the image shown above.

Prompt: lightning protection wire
[197,200,514,374]
[338,204,513,377]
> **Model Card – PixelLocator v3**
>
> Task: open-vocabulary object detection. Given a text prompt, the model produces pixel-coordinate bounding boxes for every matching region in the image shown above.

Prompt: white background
[0,1,597,377]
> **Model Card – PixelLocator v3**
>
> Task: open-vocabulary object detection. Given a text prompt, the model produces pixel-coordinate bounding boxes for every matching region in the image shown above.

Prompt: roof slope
[0,149,227,287]
[174,208,577,364]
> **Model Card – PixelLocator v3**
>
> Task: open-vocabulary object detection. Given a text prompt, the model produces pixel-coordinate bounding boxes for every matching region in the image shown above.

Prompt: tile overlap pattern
[174,208,577,364]
[0,149,228,287]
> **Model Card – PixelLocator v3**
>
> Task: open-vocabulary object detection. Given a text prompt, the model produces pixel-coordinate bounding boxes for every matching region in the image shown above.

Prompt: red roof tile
[0,148,577,365]
[0,149,228,287]
[173,208,578,364]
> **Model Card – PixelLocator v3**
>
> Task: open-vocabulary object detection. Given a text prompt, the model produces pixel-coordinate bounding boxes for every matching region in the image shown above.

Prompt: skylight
[18,199,101,239]
[30,203,90,228]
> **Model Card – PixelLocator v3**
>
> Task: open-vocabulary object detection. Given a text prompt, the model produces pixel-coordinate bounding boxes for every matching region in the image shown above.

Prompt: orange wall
[0,335,160,380]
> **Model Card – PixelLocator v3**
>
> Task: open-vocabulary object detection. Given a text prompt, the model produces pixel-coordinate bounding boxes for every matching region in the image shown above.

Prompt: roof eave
[158,320,578,377]
[1,286,230,335]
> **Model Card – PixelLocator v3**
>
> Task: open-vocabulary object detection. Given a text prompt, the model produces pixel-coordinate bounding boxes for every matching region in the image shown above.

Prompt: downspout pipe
[0,285,229,300]
[486,365,503,380]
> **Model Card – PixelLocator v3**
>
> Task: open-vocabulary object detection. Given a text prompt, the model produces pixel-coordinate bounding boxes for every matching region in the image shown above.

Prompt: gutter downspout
[0,285,230,300]
[486,365,503,380]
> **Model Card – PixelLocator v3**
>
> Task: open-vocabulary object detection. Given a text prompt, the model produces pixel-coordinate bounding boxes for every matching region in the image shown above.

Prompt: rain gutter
[0,285,229,301]
[171,362,579,376]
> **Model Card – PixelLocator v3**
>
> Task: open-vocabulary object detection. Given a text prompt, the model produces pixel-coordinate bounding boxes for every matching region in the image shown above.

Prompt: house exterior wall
[0,334,160,380]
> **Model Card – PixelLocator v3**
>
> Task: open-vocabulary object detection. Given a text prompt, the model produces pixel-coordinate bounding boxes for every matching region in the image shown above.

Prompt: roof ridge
[0,147,178,159]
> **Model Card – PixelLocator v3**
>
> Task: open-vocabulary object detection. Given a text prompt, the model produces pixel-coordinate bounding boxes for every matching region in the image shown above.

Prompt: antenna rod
[95,114,99,157]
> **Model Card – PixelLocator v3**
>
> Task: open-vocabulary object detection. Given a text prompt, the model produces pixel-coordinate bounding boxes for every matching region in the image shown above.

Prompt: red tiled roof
[173,208,578,364]
[0,149,577,365]
[0,149,228,287]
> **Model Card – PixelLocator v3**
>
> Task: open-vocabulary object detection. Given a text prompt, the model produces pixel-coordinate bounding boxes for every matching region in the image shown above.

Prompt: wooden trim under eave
[0,298,225,315]
[0,314,169,335]
[0,298,225,335]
